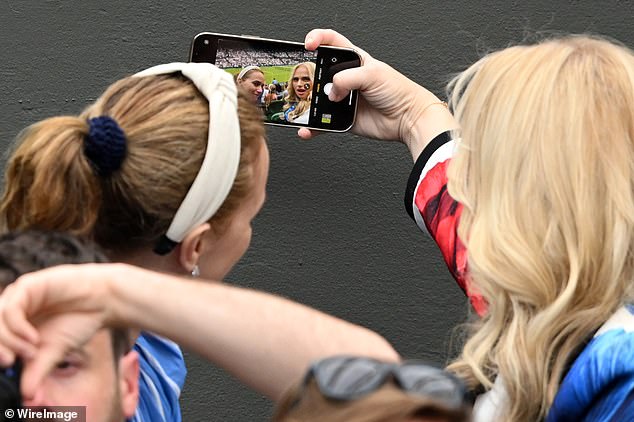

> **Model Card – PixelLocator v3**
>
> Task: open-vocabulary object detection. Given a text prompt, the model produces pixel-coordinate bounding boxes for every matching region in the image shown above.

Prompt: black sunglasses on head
[300,356,472,411]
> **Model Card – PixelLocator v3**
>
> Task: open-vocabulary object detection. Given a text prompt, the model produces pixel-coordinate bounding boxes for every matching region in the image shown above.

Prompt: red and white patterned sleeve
[404,131,487,315]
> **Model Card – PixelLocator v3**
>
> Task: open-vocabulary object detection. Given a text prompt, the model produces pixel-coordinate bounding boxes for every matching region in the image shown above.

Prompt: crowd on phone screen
[258,79,289,109]
[0,27,633,422]
[215,46,316,68]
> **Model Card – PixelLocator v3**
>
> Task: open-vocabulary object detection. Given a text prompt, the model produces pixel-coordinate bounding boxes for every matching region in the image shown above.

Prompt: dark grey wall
[3,1,634,420]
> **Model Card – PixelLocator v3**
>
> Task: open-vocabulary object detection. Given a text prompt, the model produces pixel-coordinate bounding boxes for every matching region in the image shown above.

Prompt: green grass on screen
[225,65,294,85]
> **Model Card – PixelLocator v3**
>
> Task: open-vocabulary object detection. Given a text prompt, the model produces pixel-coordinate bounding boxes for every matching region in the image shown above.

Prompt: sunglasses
[300,356,471,411]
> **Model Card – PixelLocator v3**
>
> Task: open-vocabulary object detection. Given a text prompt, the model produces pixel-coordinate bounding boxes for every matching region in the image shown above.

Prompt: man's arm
[111,266,399,400]
[0,264,399,401]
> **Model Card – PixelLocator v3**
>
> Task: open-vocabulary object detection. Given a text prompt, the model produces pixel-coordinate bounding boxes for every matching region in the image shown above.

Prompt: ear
[178,223,212,273]
[119,350,140,418]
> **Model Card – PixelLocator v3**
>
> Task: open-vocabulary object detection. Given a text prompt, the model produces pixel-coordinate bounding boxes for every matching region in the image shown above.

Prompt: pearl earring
[191,265,200,278]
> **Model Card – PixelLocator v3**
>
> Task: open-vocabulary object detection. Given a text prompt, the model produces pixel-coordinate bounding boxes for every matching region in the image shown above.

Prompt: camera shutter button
[323,83,333,96]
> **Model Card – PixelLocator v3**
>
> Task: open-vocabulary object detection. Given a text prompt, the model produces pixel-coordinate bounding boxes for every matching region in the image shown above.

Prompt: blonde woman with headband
[283,61,315,124]
[236,65,266,103]
[0,61,397,418]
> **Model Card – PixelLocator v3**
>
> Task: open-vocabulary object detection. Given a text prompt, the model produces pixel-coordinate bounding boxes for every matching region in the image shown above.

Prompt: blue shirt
[547,304,634,421]
[129,332,187,422]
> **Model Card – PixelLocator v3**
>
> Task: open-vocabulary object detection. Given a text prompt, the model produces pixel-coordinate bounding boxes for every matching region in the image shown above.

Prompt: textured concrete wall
[2,1,634,420]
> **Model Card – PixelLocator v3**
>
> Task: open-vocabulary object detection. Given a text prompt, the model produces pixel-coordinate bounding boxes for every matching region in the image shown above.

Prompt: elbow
[364,332,401,362]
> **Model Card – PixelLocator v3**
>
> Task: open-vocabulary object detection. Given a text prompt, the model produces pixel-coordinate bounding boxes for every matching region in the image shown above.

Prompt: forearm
[108,266,399,401]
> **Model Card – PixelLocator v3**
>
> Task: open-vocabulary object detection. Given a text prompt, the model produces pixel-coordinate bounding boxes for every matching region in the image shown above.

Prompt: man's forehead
[65,329,115,362]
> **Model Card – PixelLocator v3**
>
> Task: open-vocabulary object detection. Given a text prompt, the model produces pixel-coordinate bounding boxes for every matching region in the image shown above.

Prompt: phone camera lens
[331,57,338,63]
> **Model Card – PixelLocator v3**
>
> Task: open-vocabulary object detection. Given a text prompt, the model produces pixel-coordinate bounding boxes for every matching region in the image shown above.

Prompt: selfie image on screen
[216,39,318,125]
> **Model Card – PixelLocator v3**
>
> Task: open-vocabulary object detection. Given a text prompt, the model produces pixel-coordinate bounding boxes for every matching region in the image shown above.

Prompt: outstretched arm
[0,263,398,402]
[299,30,484,312]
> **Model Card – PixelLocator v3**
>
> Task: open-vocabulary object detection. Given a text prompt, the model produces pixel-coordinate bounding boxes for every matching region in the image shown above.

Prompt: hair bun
[84,116,127,177]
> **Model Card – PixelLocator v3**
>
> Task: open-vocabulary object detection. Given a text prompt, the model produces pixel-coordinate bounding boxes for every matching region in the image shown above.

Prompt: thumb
[328,66,371,102]
[297,127,318,140]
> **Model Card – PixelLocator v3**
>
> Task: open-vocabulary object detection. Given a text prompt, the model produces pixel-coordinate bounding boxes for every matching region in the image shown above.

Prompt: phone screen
[190,33,360,131]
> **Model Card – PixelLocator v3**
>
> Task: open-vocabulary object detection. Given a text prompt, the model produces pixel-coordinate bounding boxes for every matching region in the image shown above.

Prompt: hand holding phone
[298,29,457,159]
[190,32,361,132]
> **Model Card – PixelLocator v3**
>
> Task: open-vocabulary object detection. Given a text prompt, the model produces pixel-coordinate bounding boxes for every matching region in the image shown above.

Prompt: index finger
[299,29,368,141]
[304,29,369,62]
[20,346,65,400]
[0,284,39,345]
[305,29,356,50]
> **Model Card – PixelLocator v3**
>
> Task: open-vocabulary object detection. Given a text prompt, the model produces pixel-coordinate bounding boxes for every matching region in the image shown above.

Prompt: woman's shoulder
[547,305,634,421]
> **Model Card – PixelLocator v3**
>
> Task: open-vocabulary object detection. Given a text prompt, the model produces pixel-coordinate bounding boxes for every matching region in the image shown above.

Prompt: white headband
[134,62,241,254]
[237,65,262,81]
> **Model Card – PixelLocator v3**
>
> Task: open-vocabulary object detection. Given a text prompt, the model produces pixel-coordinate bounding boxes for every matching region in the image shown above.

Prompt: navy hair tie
[84,116,127,177]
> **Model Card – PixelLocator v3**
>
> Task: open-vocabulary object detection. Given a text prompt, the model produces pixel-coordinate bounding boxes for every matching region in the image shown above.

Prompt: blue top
[284,103,297,122]
[547,304,634,421]
[128,332,187,422]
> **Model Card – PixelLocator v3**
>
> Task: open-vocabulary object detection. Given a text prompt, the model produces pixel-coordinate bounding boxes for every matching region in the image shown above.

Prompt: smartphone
[190,32,360,132]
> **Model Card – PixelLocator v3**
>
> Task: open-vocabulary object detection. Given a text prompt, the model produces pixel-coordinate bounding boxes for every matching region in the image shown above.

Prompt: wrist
[105,263,140,327]
[402,90,458,161]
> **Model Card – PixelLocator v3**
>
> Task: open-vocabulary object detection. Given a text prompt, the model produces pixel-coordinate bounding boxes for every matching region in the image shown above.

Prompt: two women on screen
[236,61,316,124]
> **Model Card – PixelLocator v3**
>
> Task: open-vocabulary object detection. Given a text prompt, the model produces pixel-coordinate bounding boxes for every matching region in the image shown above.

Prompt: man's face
[22,329,139,422]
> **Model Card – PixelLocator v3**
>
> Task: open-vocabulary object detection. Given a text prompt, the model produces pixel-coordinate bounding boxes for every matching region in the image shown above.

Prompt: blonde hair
[283,62,316,121]
[273,379,471,422]
[446,35,634,420]
[1,73,265,253]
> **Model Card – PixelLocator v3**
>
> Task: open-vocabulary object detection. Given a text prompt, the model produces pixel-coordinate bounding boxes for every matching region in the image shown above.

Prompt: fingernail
[305,37,313,46]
